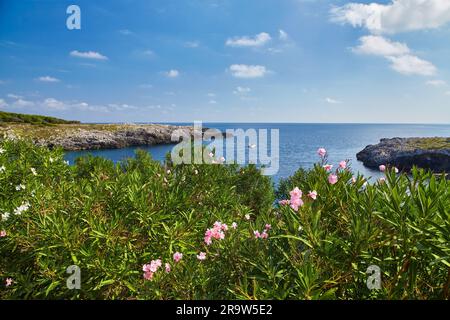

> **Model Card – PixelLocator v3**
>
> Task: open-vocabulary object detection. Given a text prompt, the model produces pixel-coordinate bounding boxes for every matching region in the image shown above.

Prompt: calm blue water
[64,123,450,182]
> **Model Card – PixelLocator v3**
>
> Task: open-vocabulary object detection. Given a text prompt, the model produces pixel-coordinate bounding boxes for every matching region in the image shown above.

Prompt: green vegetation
[405,137,450,150]
[0,110,79,125]
[0,140,449,299]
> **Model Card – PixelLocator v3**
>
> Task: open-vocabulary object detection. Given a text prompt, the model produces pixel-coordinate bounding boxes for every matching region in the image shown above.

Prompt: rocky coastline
[0,123,204,151]
[356,137,450,173]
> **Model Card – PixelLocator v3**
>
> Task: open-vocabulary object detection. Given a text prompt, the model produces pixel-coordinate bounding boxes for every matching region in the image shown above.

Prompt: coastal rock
[1,123,234,151]
[0,124,200,151]
[356,137,450,173]
[39,124,199,151]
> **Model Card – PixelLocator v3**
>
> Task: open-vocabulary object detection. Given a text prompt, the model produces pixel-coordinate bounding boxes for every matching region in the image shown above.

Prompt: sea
[64,123,450,183]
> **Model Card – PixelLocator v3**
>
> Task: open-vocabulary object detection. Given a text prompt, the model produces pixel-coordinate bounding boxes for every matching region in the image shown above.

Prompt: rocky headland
[356,137,450,173]
[0,123,202,151]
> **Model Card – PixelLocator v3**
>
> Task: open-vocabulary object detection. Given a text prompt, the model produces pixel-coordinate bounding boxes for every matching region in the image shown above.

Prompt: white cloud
[207,93,216,97]
[229,64,267,78]
[0,99,8,108]
[332,3,444,77]
[107,103,139,111]
[7,93,23,99]
[426,79,447,86]
[209,100,217,104]
[185,41,200,48]
[331,0,450,34]
[119,29,133,35]
[387,55,436,76]
[352,35,436,76]
[267,48,283,54]
[142,50,155,57]
[233,86,251,95]
[279,29,289,41]
[70,50,108,60]
[326,97,342,104]
[12,99,35,107]
[37,76,60,83]
[353,35,410,56]
[3,95,172,114]
[43,98,67,110]
[145,105,162,109]
[164,69,179,78]
[226,32,271,47]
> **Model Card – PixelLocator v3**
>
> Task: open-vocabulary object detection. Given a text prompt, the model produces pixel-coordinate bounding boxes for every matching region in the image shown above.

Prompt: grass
[405,137,450,150]
[0,139,449,300]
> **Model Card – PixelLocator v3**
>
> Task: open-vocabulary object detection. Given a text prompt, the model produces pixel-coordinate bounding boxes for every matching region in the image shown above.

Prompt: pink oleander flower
[204,221,227,245]
[254,230,261,238]
[307,190,318,200]
[152,259,162,272]
[143,259,162,274]
[265,224,271,230]
[339,161,347,169]
[379,165,386,172]
[165,263,171,273]
[289,187,302,199]
[288,186,304,211]
[278,199,290,206]
[173,252,183,263]
[232,222,237,229]
[5,278,13,287]
[143,271,153,280]
[328,174,338,185]
[323,164,333,171]
[0,230,6,237]
[197,252,207,261]
[142,264,151,272]
[261,230,268,239]
[290,197,304,212]
[317,148,327,157]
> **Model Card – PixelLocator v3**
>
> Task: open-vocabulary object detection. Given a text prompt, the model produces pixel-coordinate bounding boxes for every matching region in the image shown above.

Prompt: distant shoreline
[0,123,195,151]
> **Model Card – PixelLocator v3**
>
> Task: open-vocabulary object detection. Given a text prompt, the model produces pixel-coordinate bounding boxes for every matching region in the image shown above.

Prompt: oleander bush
[0,139,449,299]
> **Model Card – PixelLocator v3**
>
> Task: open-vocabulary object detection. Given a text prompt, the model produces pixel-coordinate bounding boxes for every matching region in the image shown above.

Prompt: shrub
[0,140,449,299]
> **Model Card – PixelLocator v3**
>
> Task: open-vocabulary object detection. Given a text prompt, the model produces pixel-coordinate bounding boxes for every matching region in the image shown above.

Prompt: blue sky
[0,0,450,123]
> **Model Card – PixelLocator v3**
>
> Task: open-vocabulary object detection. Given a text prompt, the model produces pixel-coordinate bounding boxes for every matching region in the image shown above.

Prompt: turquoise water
[64,123,450,182]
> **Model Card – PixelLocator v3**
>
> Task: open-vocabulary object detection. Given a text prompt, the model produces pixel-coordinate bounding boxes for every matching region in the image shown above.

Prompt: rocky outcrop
[36,124,197,151]
[0,123,206,151]
[1,123,234,151]
[356,137,450,173]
